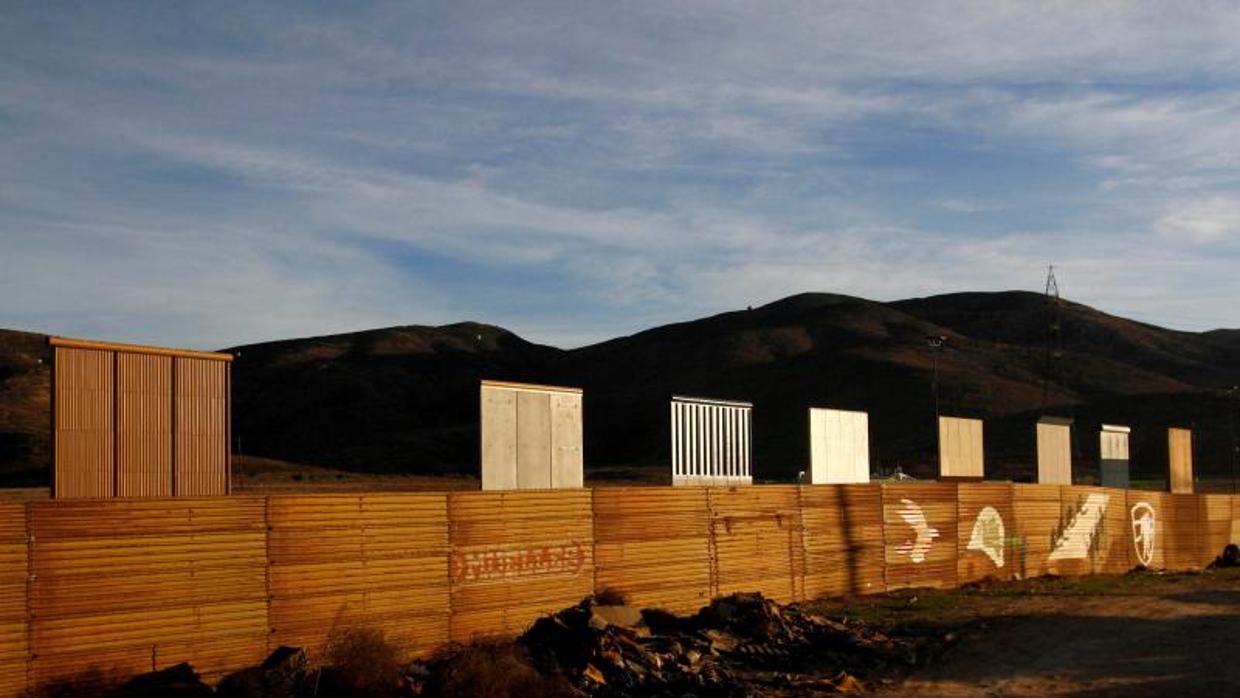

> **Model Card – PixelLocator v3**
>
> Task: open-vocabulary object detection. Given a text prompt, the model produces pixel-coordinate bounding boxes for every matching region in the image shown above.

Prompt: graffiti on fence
[1131,502,1156,567]
[451,541,586,585]
[967,506,1006,567]
[895,498,939,563]
[1048,493,1110,561]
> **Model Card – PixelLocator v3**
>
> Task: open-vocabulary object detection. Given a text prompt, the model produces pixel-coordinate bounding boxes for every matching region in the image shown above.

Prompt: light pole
[1229,386,1238,495]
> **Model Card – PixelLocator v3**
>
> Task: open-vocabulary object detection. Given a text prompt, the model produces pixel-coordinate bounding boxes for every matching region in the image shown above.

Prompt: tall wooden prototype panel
[939,417,983,479]
[1168,427,1193,494]
[808,408,869,484]
[1100,424,1130,489]
[671,396,752,486]
[1036,416,1072,485]
[51,337,232,499]
[480,380,583,491]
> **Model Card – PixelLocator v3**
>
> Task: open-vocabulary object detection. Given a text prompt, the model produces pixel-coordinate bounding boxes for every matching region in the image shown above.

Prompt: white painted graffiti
[1131,502,1156,567]
[968,506,1006,567]
[1048,493,1110,561]
[896,498,939,563]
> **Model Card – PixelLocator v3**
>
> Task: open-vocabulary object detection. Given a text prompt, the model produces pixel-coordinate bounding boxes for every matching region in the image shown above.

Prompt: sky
[2,2,1240,349]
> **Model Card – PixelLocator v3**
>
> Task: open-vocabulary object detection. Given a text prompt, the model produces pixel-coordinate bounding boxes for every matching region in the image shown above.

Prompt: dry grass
[421,638,575,698]
[320,626,404,698]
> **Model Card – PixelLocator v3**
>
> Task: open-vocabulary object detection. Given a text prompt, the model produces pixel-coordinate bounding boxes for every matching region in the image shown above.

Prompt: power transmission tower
[1041,265,1063,411]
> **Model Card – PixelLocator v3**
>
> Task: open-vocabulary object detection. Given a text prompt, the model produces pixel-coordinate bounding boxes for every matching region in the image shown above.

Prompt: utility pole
[1041,265,1063,412]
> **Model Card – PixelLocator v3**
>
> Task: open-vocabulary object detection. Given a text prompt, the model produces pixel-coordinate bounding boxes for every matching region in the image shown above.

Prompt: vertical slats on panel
[670,398,753,486]
[956,483,1015,584]
[54,348,114,499]
[709,486,804,603]
[800,484,885,598]
[28,498,268,689]
[267,494,450,660]
[448,490,593,641]
[1168,428,1194,494]
[0,506,27,698]
[593,488,712,614]
[117,354,172,498]
[174,359,228,496]
[882,483,958,590]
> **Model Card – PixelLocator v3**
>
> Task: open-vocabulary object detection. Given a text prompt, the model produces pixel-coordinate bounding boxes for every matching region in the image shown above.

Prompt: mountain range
[2,291,1239,485]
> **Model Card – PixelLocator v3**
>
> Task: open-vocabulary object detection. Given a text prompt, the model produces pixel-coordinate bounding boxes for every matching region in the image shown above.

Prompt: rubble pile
[516,592,923,697]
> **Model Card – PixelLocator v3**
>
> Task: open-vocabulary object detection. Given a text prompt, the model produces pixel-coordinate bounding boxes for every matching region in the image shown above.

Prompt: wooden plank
[1168,428,1194,494]
[939,417,983,478]
[1036,422,1072,485]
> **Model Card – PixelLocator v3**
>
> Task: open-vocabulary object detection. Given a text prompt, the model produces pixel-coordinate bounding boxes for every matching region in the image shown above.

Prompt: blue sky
[2,2,1239,349]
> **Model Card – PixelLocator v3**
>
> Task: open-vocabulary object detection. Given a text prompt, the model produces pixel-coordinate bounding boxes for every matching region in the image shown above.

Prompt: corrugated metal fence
[0,483,1236,695]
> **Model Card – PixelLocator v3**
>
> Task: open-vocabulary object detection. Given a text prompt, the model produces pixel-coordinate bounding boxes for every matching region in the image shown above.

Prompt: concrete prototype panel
[480,387,517,490]
[480,380,583,491]
[550,393,583,488]
[939,417,983,479]
[671,396,752,486]
[516,391,552,489]
[1168,428,1193,494]
[808,408,869,484]
[1036,418,1072,485]
[1100,424,1130,489]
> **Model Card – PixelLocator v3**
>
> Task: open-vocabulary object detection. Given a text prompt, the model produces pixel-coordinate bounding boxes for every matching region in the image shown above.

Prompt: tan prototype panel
[939,417,984,478]
[1036,420,1072,485]
[480,381,584,490]
[808,408,870,484]
[53,347,114,499]
[117,353,173,497]
[1168,428,1193,494]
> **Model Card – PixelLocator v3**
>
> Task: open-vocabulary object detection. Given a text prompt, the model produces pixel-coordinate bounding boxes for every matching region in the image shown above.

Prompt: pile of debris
[514,591,924,697]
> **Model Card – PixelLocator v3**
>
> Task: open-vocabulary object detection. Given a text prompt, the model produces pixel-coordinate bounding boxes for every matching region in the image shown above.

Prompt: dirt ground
[808,568,1240,697]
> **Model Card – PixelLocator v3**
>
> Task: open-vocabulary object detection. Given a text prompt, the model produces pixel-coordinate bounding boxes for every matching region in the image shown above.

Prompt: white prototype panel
[480,380,583,490]
[671,396,752,486]
[808,408,870,484]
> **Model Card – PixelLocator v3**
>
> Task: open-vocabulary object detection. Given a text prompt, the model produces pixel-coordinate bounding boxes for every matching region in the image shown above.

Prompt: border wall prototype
[0,482,1236,695]
[50,337,232,499]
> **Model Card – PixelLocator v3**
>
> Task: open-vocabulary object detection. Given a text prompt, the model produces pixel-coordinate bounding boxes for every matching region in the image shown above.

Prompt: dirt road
[811,569,1240,697]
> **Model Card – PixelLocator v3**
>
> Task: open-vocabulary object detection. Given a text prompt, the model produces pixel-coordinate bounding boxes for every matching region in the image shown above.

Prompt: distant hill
[2,291,1238,484]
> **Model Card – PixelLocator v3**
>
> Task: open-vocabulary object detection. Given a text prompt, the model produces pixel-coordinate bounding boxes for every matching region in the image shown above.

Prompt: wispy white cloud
[2,1,1239,348]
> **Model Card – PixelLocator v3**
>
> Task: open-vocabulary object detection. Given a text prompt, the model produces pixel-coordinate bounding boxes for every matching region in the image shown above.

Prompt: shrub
[421,639,575,698]
[320,626,404,698]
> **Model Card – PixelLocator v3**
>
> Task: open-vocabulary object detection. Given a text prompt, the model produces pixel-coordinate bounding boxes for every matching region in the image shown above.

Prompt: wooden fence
[1,482,1237,695]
